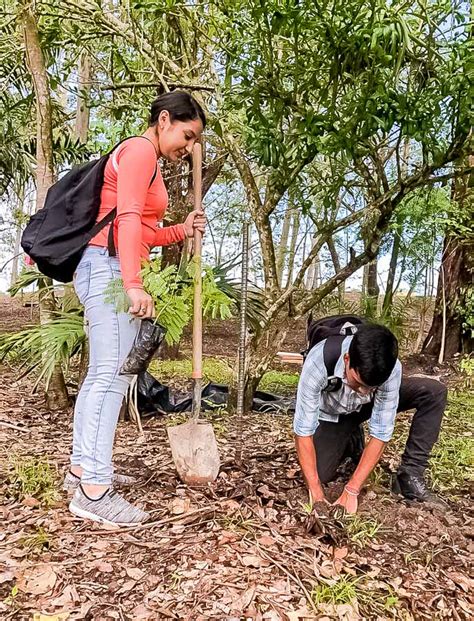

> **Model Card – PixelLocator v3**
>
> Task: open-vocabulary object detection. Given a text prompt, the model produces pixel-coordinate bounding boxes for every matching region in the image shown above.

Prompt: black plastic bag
[134,371,296,416]
[120,319,166,375]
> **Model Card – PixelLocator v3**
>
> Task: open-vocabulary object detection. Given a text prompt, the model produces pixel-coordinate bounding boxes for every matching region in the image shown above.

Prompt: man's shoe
[391,471,446,506]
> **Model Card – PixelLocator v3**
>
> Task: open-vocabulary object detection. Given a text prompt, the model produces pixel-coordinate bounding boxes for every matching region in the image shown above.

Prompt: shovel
[167,142,221,486]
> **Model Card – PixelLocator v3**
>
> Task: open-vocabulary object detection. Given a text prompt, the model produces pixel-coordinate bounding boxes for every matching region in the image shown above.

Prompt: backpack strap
[322,335,346,392]
[106,160,158,258]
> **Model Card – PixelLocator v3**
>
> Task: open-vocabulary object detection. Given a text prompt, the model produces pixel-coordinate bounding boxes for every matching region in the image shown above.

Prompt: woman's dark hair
[348,323,398,386]
[149,90,206,129]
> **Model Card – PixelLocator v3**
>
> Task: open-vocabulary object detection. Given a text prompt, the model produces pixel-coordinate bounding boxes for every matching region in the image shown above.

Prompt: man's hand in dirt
[333,486,359,514]
[309,481,327,505]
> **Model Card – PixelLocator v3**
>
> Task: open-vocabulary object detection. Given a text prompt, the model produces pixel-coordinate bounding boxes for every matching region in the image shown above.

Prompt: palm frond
[9,268,51,297]
[0,311,85,390]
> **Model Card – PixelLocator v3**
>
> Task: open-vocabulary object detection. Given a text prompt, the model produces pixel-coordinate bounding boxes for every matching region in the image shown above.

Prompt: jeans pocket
[73,261,91,304]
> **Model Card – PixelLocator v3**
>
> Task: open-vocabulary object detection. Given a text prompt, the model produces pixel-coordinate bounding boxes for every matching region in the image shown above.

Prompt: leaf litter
[0,363,472,620]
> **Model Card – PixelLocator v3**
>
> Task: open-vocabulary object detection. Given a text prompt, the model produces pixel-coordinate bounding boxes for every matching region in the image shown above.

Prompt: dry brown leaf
[333,547,349,559]
[32,614,69,621]
[0,570,15,584]
[22,495,40,507]
[49,584,79,607]
[170,497,191,515]
[445,571,473,593]
[231,584,256,612]
[257,535,276,547]
[118,579,137,594]
[241,554,269,568]
[92,560,113,573]
[17,563,57,595]
[287,607,318,620]
[126,567,145,581]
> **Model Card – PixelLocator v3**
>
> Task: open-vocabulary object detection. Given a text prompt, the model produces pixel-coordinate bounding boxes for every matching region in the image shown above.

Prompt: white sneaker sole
[69,501,148,527]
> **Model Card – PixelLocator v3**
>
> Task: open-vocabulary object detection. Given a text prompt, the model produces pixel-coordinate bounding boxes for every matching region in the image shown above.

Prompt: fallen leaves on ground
[0,364,472,620]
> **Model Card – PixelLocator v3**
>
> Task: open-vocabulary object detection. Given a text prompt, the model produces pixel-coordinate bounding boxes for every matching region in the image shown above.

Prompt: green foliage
[151,356,299,394]
[20,527,52,555]
[343,514,384,548]
[428,392,474,493]
[356,295,413,346]
[8,456,59,507]
[0,312,85,390]
[259,370,299,394]
[311,575,399,616]
[8,267,50,297]
[151,357,232,386]
[106,257,235,346]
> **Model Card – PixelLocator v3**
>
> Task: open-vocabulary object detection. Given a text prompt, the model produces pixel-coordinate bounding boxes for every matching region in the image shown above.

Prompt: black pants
[314,376,447,483]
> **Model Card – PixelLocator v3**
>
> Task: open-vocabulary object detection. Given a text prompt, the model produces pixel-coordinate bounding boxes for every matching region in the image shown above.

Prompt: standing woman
[64,91,206,526]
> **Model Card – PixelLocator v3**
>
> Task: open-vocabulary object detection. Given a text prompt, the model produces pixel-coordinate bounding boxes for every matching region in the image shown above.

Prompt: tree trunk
[422,159,474,358]
[383,139,410,311]
[228,315,290,412]
[367,260,379,298]
[382,230,401,311]
[75,50,92,143]
[422,235,473,357]
[327,237,344,302]
[22,1,69,410]
[10,188,24,286]
[276,204,292,285]
[285,210,300,286]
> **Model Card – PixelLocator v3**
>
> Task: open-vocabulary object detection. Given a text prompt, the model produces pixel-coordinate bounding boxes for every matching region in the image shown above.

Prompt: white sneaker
[69,485,149,526]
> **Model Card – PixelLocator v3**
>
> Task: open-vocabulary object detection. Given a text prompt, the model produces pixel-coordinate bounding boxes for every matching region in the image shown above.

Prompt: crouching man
[294,316,447,513]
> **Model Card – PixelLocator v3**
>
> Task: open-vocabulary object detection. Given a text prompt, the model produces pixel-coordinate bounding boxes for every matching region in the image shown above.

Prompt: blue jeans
[72,247,139,485]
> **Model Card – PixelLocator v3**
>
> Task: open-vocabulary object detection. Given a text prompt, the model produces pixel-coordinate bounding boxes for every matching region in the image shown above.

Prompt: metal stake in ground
[235,219,250,467]
[167,142,220,486]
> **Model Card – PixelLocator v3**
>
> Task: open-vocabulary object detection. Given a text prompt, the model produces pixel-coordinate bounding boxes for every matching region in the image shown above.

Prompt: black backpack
[304,314,366,392]
[21,137,156,283]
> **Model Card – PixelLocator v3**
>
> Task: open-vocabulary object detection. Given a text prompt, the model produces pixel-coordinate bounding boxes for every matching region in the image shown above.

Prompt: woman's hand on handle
[183,209,207,238]
[127,288,154,319]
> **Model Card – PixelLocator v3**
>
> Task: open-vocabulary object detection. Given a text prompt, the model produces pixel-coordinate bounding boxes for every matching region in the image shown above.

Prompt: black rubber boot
[391,471,446,506]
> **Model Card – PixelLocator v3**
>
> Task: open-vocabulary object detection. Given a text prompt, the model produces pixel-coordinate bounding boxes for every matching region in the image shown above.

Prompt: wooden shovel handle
[192,143,203,382]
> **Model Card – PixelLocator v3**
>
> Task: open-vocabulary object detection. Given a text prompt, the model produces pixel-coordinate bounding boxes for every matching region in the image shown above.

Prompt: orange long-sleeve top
[90,137,187,290]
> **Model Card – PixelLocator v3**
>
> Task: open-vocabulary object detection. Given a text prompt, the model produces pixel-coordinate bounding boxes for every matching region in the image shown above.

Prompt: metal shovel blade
[167,420,220,486]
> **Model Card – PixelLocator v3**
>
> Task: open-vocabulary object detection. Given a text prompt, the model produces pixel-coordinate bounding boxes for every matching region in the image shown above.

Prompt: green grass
[429,391,474,492]
[259,370,299,394]
[311,575,399,616]
[20,526,52,555]
[150,357,299,394]
[343,514,385,548]
[8,456,59,507]
[150,357,232,385]
[219,511,257,534]
[387,390,473,496]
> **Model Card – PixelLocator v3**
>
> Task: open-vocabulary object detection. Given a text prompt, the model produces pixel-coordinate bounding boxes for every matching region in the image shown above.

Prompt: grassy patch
[219,511,257,534]
[20,526,52,556]
[311,575,399,617]
[429,391,474,492]
[259,370,299,394]
[343,514,385,548]
[151,357,299,394]
[151,357,232,385]
[8,456,59,507]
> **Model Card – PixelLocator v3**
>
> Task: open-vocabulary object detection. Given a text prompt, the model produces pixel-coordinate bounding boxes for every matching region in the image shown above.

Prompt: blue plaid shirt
[293,336,402,442]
